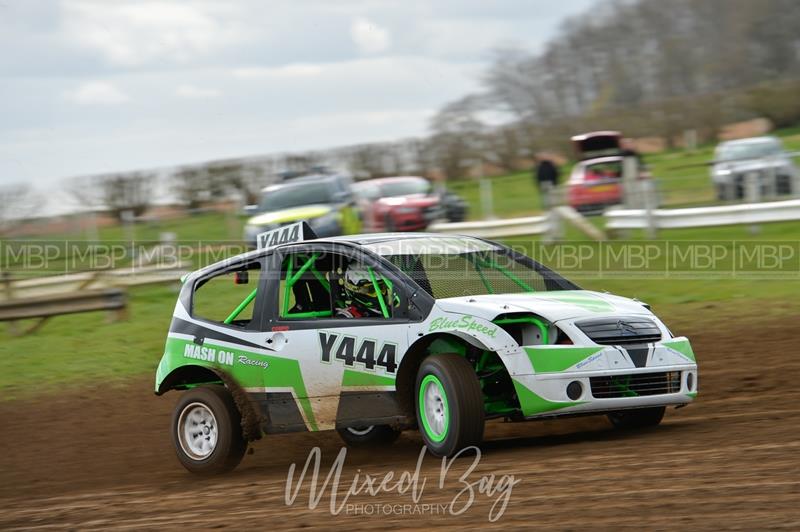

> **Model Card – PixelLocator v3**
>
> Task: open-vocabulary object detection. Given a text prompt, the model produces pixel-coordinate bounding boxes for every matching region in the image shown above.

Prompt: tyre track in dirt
[1,314,799,530]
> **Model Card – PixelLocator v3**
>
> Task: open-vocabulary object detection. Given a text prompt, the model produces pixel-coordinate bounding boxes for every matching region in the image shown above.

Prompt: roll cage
[181,235,579,333]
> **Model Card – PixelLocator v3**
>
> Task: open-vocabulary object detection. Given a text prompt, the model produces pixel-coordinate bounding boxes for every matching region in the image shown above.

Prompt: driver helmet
[343,263,389,315]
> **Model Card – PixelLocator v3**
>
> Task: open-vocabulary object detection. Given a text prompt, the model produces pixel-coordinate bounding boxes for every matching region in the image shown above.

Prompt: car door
[260,242,411,432]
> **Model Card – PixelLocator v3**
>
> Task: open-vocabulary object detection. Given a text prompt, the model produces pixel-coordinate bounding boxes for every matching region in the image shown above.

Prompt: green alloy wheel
[415,354,484,456]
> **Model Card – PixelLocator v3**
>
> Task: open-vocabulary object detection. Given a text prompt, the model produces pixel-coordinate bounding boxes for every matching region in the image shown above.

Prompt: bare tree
[172,166,212,210]
[428,95,487,180]
[64,175,104,211]
[99,172,155,220]
[0,184,42,234]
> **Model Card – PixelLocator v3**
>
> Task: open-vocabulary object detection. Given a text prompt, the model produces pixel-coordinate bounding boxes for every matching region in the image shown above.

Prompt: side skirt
[249,391,411,434]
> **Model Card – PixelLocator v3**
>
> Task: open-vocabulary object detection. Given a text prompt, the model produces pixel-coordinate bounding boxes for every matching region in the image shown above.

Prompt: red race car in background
[353,176,443,232]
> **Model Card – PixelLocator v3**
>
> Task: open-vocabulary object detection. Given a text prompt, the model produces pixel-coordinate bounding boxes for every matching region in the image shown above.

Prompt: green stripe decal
[524,346,603,373]
[686,392,697,398]
[341,369,396,387]
[533,292,614,312]
[663,339,696,362]
[160,336,318,431]
[513,379,584,415]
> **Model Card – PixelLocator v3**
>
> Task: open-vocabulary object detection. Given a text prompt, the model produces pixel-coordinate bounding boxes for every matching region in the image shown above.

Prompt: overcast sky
[0,0,595,198]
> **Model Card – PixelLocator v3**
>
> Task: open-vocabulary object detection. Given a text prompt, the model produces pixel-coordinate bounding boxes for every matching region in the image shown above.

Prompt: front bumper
[511,339,698,418]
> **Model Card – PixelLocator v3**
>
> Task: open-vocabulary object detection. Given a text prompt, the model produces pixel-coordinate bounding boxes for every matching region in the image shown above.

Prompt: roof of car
[261,173,345,192]
[190,232,493,280]
[317,232,470,246]
[718,136,779,146]
[357,176,427,184]
[576,155,623,165]
[571,130,621,141]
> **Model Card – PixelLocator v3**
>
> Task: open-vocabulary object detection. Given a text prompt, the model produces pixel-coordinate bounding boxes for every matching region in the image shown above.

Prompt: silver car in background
[711,136,798,200]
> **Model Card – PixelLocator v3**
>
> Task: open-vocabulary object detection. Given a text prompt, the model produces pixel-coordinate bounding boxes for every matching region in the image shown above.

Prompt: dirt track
[2,315,799,530]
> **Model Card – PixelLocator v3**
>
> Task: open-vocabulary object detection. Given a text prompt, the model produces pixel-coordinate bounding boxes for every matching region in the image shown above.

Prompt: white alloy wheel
[177,402,219,460]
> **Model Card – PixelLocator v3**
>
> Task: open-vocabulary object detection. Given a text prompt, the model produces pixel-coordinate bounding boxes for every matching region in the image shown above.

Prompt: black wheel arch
[395,332,513,422]
[158,365,263,442]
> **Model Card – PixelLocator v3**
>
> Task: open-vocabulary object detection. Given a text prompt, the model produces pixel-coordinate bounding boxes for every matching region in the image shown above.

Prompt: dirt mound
[1,315,799,530]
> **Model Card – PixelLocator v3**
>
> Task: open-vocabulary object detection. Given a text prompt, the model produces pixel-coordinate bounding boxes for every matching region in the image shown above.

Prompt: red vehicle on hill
[353,176,443,232]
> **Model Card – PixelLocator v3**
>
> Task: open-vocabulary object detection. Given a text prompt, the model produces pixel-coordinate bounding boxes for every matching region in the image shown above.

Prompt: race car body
[156,222,697,473]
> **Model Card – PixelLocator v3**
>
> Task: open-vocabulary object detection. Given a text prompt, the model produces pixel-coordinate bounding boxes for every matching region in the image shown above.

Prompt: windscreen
[365,237,574,298]
[717,141,781,161]
[378,178,431,197]
[260,182,333,211]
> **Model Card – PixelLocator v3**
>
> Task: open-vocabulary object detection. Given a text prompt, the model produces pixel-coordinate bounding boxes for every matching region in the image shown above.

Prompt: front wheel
[171,385,247,475]
[337,425,401,447]
[415,354,484,457]
[607,406,665,429]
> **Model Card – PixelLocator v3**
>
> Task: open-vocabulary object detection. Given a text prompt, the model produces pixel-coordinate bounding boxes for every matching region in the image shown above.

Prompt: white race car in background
[155,222,698,474]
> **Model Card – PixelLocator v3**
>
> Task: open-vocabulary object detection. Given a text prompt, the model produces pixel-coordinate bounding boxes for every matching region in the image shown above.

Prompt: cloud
[231,63,325,80]
[62,0,243,66]
[350,17,390,54]
[66,81,129,105]
[175,84,220,99]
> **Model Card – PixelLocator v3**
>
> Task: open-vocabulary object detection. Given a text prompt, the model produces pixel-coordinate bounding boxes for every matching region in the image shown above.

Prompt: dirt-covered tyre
[337,425,401,448]
[415,353,484,457]
[607,406,665,429]
[171,385,247,475]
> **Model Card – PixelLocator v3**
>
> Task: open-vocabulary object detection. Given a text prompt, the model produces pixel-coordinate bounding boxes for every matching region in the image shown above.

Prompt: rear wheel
[607,406,665,429]
[415,354,484,457]
[171,385,247,475]
[337,425,401,447]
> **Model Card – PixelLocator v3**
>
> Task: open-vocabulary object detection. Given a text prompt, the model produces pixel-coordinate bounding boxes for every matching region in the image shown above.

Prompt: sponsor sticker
[183,343,234,365]
[429,315,498,338]
[238,355,270,369]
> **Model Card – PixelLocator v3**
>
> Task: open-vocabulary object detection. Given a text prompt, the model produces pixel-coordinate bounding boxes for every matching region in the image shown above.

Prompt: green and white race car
[156,222,698,474]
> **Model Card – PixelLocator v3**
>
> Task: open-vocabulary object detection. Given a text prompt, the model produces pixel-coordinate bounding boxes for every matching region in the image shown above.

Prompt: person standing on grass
[534,155,560,209]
